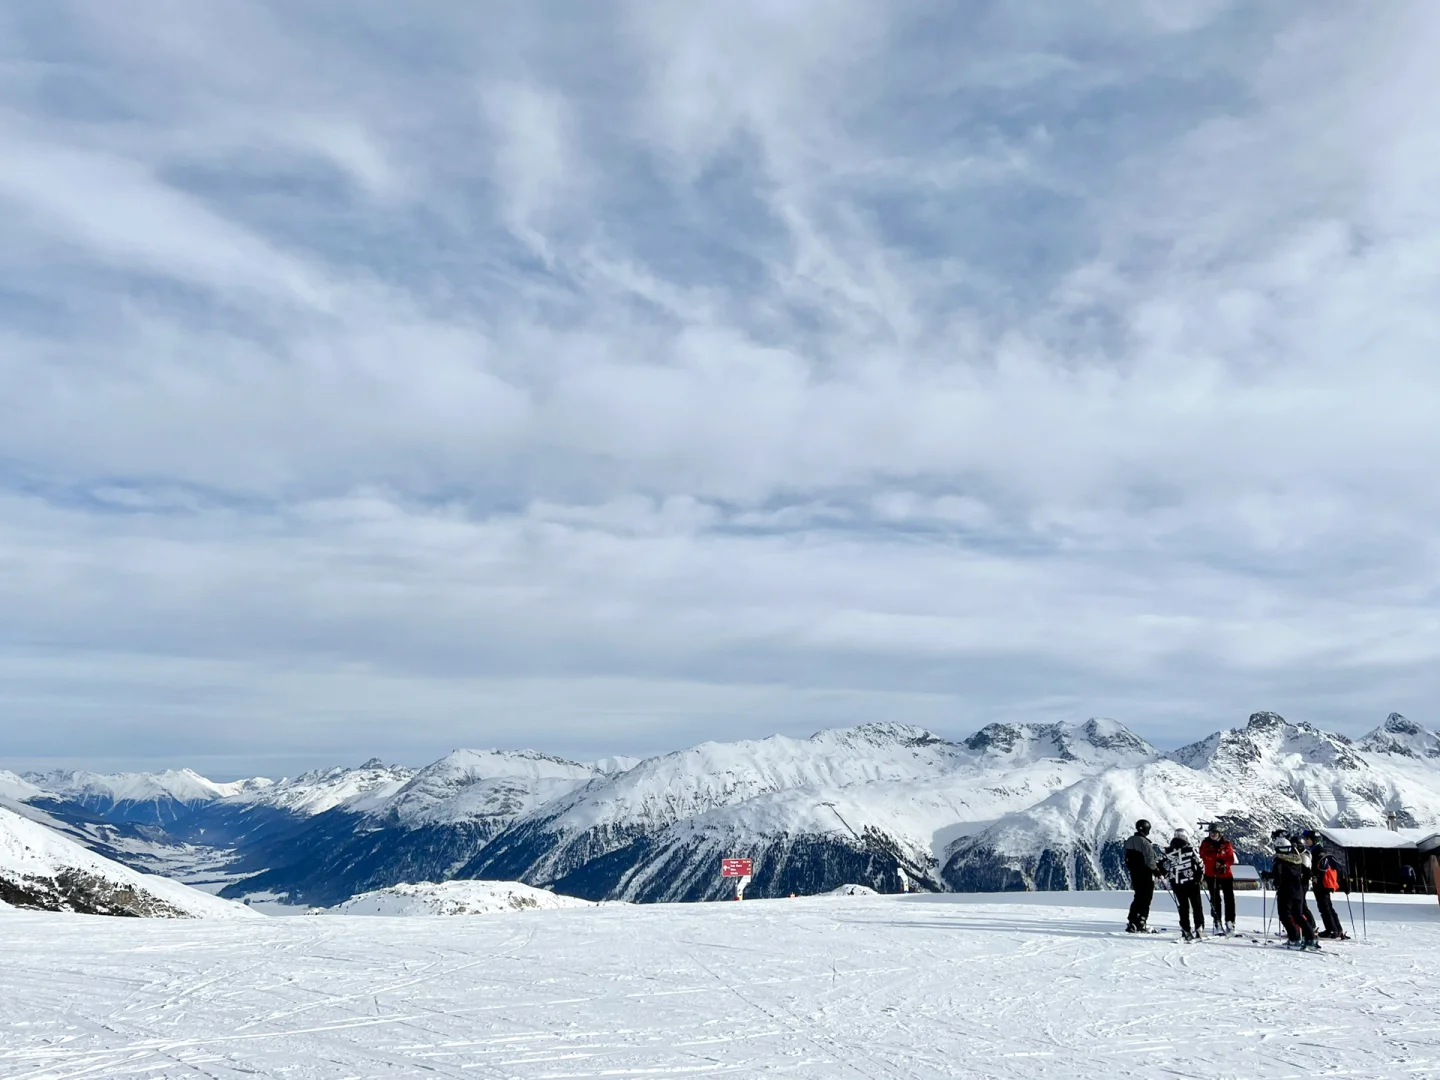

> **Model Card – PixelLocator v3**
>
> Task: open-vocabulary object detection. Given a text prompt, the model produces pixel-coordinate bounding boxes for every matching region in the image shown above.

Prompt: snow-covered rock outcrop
[0,807,259,918]
[323,879,594,916]
[824,884,879,897]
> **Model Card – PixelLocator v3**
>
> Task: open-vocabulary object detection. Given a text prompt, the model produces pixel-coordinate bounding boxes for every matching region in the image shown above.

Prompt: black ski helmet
[1136,819,1151,835]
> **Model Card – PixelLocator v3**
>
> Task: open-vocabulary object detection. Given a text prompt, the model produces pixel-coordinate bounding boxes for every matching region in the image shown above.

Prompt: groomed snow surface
[3,891,1438,1079]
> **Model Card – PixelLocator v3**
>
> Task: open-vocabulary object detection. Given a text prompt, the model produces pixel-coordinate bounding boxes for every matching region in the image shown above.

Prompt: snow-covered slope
[324,879,595,916]
[6,890,1439,1079]
[380,750,600,827]
[0,771,42,803]
[0,806,259,918]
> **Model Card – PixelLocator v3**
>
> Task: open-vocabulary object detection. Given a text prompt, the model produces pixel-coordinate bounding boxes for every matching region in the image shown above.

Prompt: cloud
[1,1,1438,773]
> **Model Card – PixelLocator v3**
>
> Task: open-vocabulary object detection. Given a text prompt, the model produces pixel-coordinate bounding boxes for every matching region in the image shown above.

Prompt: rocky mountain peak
[962,723,1033,754]
[1384,713,1421,736]
[1358,713,1440,760]
[1246,711,1287,732]
[1078,718,1154,755]
[812,723,945,749]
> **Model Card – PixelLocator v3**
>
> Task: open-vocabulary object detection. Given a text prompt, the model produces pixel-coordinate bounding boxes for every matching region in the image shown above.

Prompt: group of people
[1123,819,1351,948]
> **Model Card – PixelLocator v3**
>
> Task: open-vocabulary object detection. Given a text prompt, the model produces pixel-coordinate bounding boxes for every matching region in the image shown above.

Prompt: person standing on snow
[1124,819,1163,932]
[1163,829,1208,941]
[1270,835,1320,949]
[1199,823,1237,936]
[1301,831,1348,940]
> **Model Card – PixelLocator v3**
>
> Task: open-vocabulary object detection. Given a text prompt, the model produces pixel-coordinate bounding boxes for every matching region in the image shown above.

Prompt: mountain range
[3,712,1438,909]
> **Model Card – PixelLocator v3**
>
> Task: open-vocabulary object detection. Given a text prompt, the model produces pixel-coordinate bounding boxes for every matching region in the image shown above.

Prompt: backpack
[1322,867,1339,891]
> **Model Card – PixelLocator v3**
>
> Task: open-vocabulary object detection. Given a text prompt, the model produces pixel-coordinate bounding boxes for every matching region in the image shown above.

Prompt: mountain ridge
[7,713,1438,906]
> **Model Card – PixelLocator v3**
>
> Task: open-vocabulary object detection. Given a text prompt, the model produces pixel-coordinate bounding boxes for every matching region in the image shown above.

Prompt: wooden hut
[1317,827,1440,895]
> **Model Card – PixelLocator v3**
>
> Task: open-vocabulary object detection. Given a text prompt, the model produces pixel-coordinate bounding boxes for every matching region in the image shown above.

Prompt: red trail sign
[721,858,753,877]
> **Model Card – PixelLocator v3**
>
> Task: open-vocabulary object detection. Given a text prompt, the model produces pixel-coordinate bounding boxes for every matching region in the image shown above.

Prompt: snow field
[2,891,1438,1079]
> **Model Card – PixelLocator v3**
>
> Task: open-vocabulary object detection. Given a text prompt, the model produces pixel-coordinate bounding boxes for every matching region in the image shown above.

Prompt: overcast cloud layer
[3,1,1439,776]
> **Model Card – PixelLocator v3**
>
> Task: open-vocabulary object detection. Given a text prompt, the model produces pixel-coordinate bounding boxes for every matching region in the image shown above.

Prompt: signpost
[721,857,753,900]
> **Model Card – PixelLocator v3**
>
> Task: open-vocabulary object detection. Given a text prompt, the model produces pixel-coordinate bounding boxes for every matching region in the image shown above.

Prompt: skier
[1124,819,1162,933]
[1401,863,1418,894]
[1198,823,1237,936]
[1300,830,1348,939]
[1270,835,1320,949]
[1163,828,1207,941]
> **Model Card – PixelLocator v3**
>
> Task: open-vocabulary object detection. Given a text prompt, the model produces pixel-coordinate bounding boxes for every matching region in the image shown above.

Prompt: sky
[2,1,1439,778]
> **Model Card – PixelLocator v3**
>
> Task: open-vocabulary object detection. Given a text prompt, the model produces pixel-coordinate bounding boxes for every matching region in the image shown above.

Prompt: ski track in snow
[2,893,1438,1079]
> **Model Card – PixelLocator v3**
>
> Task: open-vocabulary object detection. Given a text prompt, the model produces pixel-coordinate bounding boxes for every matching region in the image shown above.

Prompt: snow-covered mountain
[225,758,414,817]
[21,767,270,826]
[458,720,1158,904]
[0,806,258,918]
[10,712,1438,906]
[942,712,1440,891]
[1359,713,1440,761]
[323,879,595,916]
[213,750,607,907]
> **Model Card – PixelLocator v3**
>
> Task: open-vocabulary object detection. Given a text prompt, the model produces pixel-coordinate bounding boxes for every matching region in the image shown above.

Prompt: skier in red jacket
[1198,823,1236,936]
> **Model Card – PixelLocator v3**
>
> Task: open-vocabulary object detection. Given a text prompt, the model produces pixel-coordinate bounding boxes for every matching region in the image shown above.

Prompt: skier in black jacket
[1301,830,1348,939]
[1163,829,1207,941]
[1124,819,1162,932]
[1270,836,1320,949]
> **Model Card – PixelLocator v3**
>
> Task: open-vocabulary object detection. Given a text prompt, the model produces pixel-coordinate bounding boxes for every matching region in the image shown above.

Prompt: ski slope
[2,891,1437,1078]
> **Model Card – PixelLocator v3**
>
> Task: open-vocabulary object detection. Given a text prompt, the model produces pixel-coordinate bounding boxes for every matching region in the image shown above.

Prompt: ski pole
[1162,878,1185,933]
[1344,891,1357,940]
[1262,874,1268,938]
[1360,852,1367,940]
